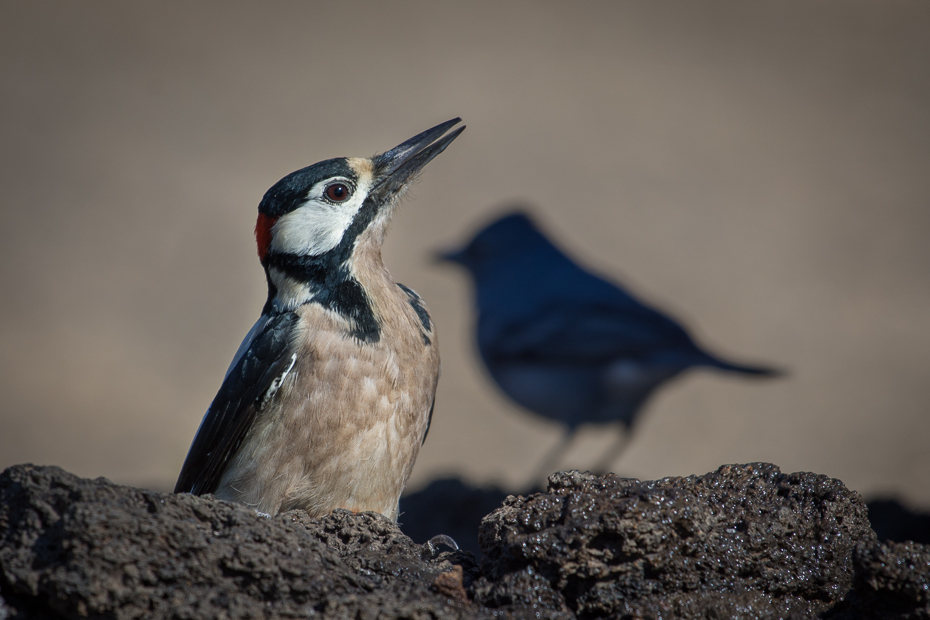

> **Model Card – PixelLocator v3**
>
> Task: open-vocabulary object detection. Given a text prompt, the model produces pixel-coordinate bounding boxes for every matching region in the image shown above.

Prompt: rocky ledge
[1,463,927,619]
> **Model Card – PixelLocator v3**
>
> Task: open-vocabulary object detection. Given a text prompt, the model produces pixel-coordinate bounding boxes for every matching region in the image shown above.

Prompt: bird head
[439,210,554,279]
[255,118,464,312]
[439,210,605,321]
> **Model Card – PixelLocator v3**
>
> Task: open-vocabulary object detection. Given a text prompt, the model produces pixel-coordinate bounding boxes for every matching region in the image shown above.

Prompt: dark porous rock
[0,464,476,619]
[474,463,930,619]
[1,463,928,619]
[836,540,930,618]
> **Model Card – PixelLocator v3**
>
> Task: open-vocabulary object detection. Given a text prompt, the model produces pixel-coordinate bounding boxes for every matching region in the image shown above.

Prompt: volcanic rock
[1,463,927,619]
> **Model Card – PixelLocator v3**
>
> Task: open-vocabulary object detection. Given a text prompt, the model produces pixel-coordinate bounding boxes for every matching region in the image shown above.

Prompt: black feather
[397,283,432,346]
[174,310,300,495]
[422,398,436,445]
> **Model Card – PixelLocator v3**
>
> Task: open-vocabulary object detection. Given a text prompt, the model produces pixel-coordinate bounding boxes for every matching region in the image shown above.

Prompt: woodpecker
[175,118,464,521]
[440,211,779,480]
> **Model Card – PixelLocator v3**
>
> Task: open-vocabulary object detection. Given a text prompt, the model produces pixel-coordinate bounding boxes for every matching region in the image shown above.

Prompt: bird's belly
[215,384,425,520]
[215,325,437,521]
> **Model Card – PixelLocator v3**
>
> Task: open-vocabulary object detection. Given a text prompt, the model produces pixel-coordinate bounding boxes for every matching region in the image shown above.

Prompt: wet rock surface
[473,465,929,618]
[1,463,928,619]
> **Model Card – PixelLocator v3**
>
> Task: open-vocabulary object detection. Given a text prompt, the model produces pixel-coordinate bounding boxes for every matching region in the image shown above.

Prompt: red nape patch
[255,213,278,262]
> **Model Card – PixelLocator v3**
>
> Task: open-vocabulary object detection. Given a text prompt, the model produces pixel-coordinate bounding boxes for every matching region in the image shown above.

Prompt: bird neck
[262,233,387,342]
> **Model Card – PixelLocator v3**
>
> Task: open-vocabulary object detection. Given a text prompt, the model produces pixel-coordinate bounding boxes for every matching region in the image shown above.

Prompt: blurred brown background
[1,1,928,506]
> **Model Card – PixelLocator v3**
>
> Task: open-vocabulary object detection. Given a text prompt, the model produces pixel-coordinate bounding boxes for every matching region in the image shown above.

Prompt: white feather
[260,353,298,406]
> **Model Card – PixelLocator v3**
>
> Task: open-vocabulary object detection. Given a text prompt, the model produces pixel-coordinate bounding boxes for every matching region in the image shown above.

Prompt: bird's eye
[324,183,351,202]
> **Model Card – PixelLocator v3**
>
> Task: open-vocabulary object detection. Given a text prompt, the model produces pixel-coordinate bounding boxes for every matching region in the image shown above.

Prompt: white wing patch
[261,353,298,407]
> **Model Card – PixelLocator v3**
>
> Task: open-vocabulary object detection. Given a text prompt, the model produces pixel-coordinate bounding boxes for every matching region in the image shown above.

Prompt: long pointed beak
[372,118,465,197]
[434,247,465,265]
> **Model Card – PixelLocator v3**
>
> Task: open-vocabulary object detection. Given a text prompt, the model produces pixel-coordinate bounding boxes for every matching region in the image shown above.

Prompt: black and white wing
[174,311,299,495]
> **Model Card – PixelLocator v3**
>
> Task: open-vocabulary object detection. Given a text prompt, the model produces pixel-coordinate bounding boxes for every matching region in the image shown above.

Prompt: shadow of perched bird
[440,210,779,482]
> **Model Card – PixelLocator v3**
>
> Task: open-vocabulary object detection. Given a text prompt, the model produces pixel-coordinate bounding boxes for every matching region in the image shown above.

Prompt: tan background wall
[1,1,928,505]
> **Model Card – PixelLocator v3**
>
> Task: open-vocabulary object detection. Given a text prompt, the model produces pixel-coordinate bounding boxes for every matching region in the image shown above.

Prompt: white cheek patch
[270,174,373,257]
[272,202,356,256]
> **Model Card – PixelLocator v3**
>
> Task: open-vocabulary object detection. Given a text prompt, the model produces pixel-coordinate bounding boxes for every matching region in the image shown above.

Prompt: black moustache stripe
[265,251,381,343]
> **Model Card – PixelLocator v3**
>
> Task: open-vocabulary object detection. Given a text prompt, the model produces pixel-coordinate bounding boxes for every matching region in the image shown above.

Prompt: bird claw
[426,534,460,557]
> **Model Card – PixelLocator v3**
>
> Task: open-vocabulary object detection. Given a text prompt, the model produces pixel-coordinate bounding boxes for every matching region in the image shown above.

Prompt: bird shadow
[865,497,930,545]
[436,209,783,484]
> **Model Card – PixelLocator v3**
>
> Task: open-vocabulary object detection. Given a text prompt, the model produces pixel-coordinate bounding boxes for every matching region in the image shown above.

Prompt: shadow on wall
[437,208,781,485]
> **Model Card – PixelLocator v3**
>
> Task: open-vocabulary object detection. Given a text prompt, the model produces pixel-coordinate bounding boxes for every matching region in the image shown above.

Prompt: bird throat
[265,251,381,343]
